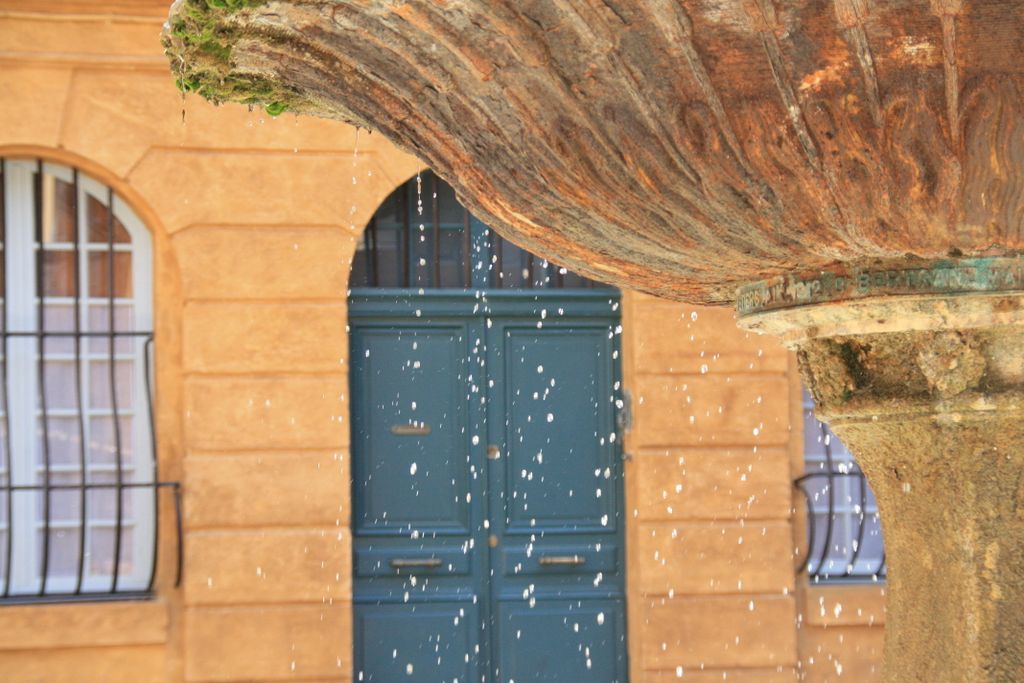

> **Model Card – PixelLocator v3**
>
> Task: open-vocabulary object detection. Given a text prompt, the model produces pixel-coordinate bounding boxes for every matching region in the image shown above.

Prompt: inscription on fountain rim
[736,258,1024,316]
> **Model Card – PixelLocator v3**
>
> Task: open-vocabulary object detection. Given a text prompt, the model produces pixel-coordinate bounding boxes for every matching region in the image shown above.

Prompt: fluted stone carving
[164,0,1024,303]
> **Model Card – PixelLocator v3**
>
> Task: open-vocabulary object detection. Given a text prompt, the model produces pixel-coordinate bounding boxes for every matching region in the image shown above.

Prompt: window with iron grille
[796,388,886,582]
[350,170,612,290]
[0,158,180,602]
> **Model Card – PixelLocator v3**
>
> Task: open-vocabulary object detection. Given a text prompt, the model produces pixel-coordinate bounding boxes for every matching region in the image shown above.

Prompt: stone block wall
[621,293,799,681]
[797,585,886,682]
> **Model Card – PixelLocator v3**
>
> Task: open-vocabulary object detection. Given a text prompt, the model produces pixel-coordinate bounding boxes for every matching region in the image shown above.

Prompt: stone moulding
[736,256,1024,317]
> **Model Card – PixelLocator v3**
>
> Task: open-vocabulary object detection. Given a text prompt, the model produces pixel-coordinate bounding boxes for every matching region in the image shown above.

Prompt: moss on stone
[164,0,304,117]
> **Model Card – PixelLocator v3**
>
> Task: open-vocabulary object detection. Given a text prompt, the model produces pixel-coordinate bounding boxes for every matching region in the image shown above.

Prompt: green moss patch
[164,0,303,117]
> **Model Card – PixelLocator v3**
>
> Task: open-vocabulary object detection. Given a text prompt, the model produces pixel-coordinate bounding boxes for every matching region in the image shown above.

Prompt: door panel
[351,296,626,682]
[487,319,626,682]
[499,328,616,532]
[355,545,472,580]
[352,325,472,534]
[357,602,480,683]
[495,598,625,683]
[352,319,489,683]
[500,541,620,578]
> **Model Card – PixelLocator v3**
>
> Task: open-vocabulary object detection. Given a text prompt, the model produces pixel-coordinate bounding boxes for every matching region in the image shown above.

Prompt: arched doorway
[349,172,628,682]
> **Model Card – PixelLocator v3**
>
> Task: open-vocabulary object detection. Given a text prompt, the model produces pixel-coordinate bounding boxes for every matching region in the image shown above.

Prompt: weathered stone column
[738,258,1024,682]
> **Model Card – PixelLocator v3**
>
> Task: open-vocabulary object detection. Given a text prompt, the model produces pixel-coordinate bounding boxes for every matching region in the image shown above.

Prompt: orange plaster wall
[621,292,801,682]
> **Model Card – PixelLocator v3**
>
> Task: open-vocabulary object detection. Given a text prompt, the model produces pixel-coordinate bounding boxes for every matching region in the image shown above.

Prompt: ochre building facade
[0,2,883,682]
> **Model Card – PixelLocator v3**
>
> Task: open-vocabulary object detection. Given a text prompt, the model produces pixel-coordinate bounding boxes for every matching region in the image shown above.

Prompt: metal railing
[794,469,887,582]
[797,400,886,583]
[0,331,182,601]
[0,158,181,602]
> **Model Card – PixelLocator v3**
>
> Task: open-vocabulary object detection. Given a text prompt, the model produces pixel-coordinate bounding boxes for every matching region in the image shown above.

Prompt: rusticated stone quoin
[163,0,1024,304]
[740,259,1024,682]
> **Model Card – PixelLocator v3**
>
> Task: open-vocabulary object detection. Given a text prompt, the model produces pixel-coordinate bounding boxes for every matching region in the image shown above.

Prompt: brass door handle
[389,558,443,569]
[538,555,586,566]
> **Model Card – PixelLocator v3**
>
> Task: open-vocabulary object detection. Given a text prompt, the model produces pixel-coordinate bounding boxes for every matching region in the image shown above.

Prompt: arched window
[0,159,165,600]
[351,171,610,290]
[797,388,886,582]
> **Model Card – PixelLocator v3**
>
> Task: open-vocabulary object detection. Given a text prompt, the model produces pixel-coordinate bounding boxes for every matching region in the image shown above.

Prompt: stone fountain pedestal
[739,257,1024,682]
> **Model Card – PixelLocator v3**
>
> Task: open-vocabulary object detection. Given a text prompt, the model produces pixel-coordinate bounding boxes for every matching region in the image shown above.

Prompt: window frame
[0,158,160,600]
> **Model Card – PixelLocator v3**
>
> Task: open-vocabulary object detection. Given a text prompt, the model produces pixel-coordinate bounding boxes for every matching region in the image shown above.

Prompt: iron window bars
[0,158,181,602]
[351,170,612,290]
[795,394,887,582]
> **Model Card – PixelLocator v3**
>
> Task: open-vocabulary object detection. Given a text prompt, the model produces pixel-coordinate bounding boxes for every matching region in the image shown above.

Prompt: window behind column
[797,388,887,582]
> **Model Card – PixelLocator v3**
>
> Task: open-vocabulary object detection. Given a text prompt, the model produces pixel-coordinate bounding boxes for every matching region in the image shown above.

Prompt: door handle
[538,555,586,566]
[389,558,443,569]
[391,423,431,436]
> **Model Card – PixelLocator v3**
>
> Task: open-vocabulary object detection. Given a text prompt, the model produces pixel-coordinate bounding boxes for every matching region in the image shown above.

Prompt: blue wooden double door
[350,291,628,682]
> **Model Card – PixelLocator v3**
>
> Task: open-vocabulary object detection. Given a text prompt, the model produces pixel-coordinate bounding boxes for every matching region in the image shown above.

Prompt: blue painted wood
[486,317,627,683]
[348,289,622,319]
[495,599,626,682]
[352,326,472,536]
[351,292,627,682]
[356,602,481,683]
[351,316,489,683]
